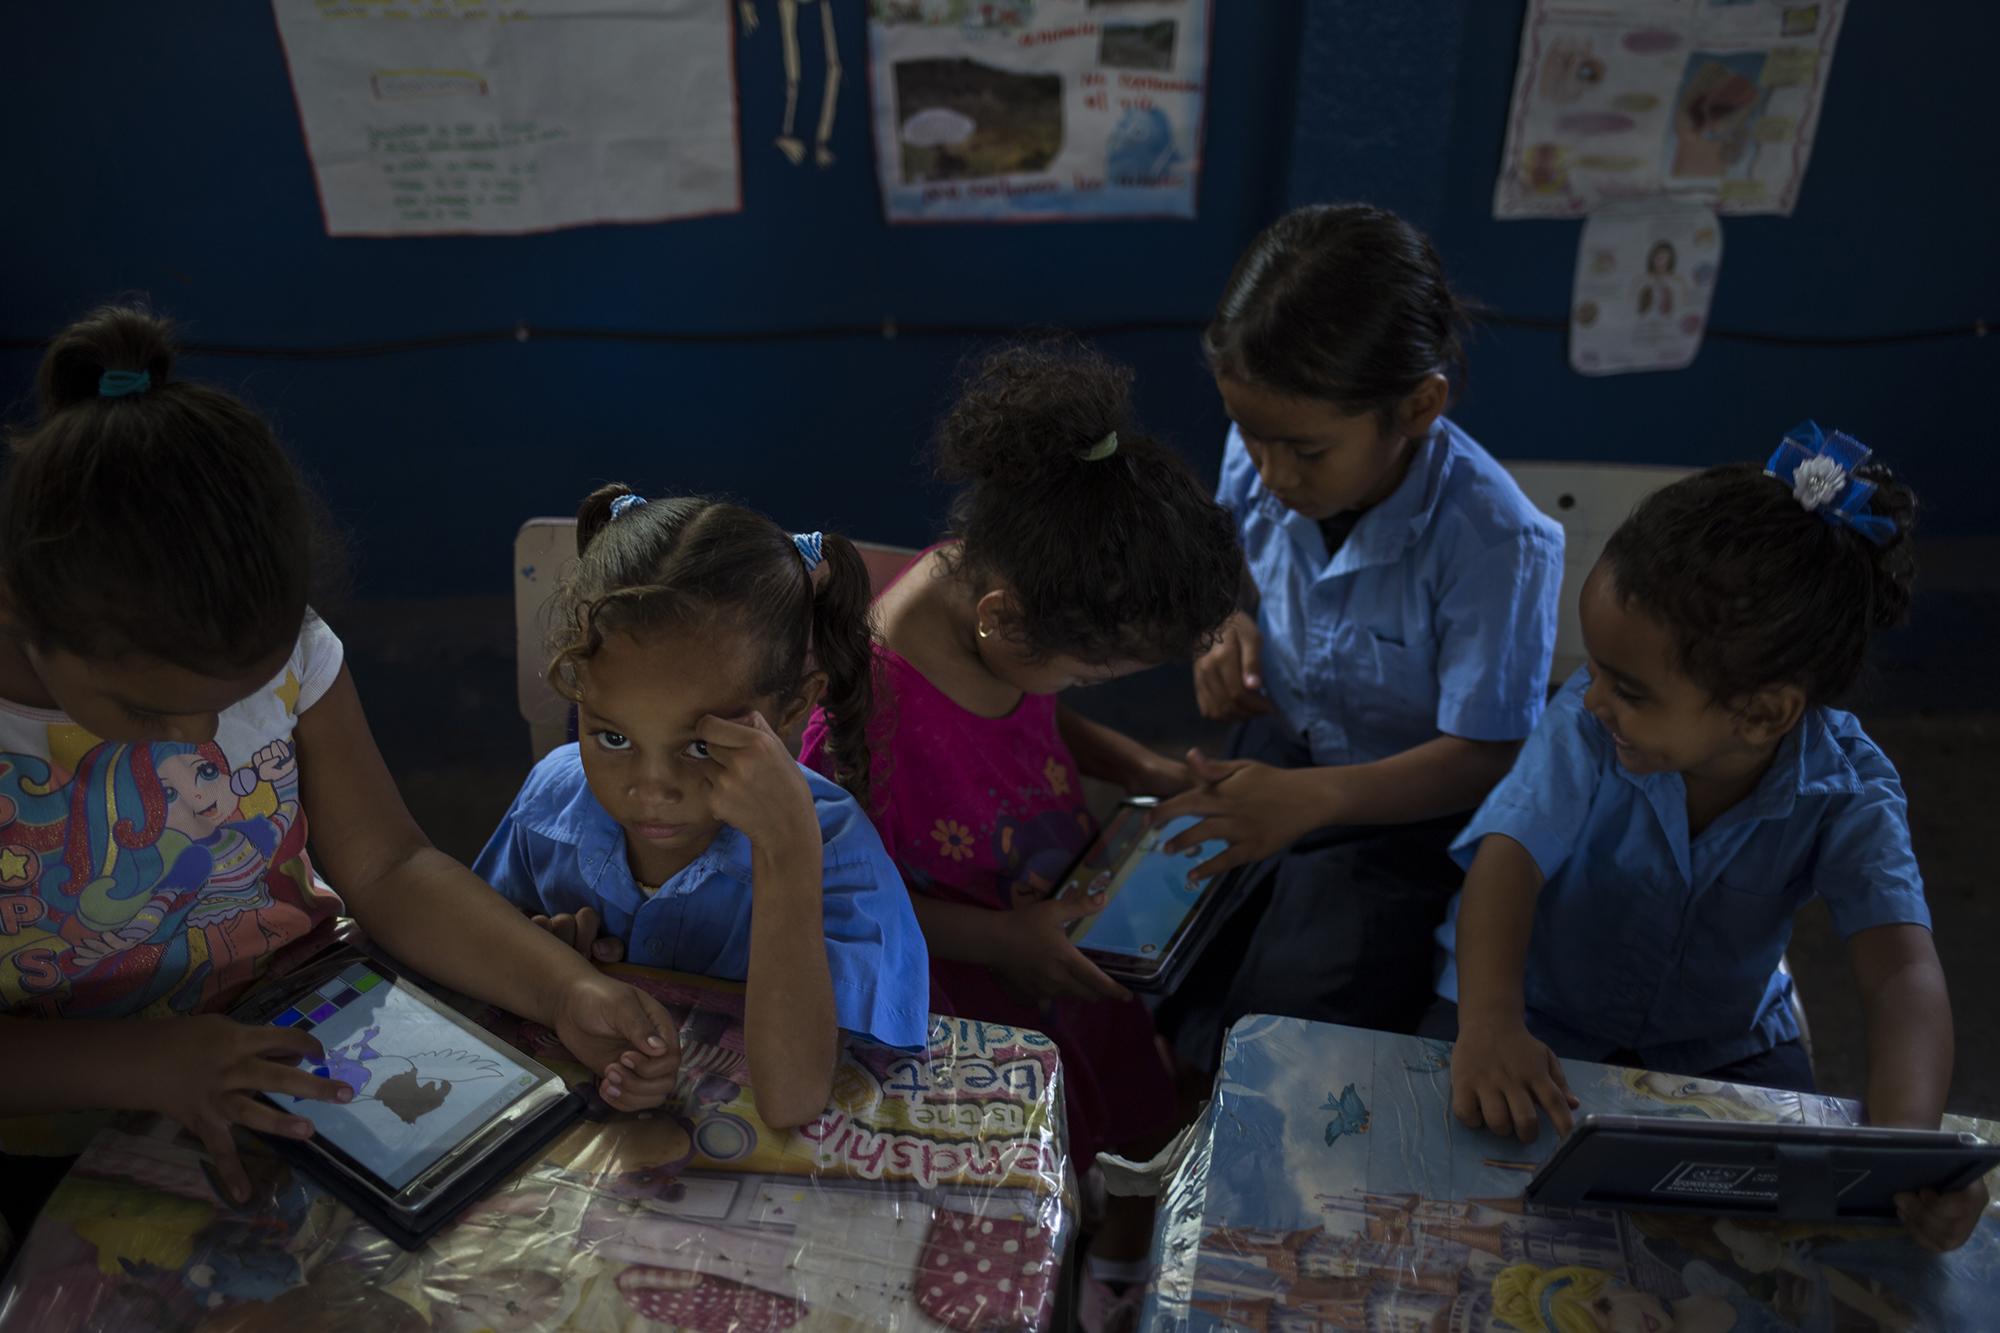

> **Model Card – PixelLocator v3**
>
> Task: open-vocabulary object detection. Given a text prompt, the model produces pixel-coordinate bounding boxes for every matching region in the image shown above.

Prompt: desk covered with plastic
[1146,1015,2000,1332]
[0,967,1074,1332]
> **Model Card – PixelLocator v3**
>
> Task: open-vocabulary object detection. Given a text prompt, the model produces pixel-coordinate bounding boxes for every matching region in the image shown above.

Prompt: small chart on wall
[868,0,1211,223]
[1495,0,1847,219]
[272,0,741,236]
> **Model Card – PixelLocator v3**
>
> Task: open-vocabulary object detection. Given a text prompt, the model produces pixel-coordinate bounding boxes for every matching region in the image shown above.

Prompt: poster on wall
[1495,0,1846,219]
[1570,205,1722,375]
[272,0,740,237]
[867,0,1210,224]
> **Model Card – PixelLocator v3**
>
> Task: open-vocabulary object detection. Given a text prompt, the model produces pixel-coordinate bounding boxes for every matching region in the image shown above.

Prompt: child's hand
[142,1014,354,1205]
[1154,752,1328,882]
[695,712,819,857]
[993,892,1132,1005]
[1193,611,1274,722]
[1897,1178,1992,1252]
[550,971,681,1111]
[530,904,625,964]
[1450,1014,1578,1144]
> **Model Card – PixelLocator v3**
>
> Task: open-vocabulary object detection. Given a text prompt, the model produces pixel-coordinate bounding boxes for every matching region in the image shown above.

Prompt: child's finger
[1544,1049,1580,1108]
[233,1096,319,1141]
[694,714,764,752]
[246,1023,326,1065]
[573,906,603,960]
[610,1068,677,1106]
[1049,890,1108,927]
[195,1121,253,1205]
[614,986,677,1057]
[546,913,577,947]
[1503,1086,1542,1144]
[1161,815,1227,856]
[1183,748,1249,786]
[1185,840,1251,886]
[1451,1078,1483,1130]
[1532,1076,1574,1138]
[1150,787,1217,826]
[620,1045,679,1080]
[1476,1088,1515,1141]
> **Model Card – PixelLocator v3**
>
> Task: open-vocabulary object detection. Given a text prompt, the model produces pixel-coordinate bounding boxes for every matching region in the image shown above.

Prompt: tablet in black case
[231,946,584,1250]
[1525,1113,2000,1224]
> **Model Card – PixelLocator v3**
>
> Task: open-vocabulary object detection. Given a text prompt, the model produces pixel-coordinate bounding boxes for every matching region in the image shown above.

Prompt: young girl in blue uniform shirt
[1437,426,1985,1252]
[1159,204,1564,1059]
[476,487,929,1129]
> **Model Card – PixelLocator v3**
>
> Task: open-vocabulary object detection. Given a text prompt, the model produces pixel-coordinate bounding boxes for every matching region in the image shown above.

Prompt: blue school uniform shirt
[1436,672,1930,1073]
[475,744,931,1050]
[1218,418,1563,766]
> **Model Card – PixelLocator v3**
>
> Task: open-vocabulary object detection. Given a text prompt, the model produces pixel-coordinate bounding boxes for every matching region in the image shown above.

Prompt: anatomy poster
[1570,205,1723,375]
[272,0,740,236]
[868,0,1210,223]
[1495,0,1847,218]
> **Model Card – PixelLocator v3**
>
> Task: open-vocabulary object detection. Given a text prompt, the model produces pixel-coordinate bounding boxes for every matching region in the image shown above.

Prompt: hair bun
[935,338,1131,487]
[575,481,640,552]
[1853,463,1918,629]
[37,305,177,415]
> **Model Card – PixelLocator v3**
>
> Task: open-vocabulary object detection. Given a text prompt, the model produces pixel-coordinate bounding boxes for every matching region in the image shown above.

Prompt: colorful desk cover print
[0,967,1074,1332]
[1146,1016,2000,1333]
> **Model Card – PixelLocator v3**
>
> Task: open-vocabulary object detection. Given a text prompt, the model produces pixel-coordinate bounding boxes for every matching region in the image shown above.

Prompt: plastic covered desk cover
[1146,1015,2000,1332]
[0,967,1073,1332]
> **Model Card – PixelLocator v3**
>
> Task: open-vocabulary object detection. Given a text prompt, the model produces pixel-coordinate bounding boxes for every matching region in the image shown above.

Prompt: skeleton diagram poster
[1495,0,1846,219]
[868,1,1210,223]
[273,0,740,236]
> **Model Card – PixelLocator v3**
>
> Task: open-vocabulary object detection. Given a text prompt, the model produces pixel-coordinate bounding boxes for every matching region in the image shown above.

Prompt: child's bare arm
[1847,923,1986,1251]
[1450,835,1576,1142]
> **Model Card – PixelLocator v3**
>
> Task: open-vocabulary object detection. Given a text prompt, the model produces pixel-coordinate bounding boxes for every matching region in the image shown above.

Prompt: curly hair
[1600,459,1917,706]
[935,337,1243,665]
[549,488,876,808]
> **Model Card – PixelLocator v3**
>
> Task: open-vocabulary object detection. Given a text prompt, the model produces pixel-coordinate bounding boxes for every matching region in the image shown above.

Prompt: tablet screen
[268,961,543,1192]
[1068,814,1224,960]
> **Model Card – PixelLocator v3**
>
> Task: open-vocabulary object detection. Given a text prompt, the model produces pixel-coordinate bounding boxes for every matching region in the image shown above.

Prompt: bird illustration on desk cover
[1323,1083,1371,1147]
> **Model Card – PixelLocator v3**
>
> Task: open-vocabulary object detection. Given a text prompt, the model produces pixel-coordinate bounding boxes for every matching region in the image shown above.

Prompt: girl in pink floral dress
[803,339,1243,1327]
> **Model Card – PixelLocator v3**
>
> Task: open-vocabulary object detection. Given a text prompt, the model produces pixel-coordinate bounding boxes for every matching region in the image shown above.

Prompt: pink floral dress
[803,643,1176,1164]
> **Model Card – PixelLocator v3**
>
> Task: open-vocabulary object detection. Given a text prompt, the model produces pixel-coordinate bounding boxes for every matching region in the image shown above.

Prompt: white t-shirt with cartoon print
[0,616,346,1026]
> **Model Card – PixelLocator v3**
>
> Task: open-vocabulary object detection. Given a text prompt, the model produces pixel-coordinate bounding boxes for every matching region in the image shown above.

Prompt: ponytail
[805,533,877,809]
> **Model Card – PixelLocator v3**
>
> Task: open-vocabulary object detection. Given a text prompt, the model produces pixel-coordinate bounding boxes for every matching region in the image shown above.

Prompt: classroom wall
[0,2,1301,598]
[2,3,1991,604]
[1287,1,1999,536]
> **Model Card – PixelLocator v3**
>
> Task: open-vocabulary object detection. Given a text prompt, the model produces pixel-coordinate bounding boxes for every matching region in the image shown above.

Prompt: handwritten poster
[1570,205,1723,375]
[1495,0,1846,219]
[868,0,1210,224]
[272,0,740,237]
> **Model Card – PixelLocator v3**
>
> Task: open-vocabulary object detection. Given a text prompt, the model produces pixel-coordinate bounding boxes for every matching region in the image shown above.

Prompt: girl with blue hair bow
[1434,425,1986,1252]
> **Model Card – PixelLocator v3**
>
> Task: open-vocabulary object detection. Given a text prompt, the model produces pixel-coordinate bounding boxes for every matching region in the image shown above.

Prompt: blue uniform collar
[523,774,750,922]
[1264,423,1454,578]
[1617,706,1864,861]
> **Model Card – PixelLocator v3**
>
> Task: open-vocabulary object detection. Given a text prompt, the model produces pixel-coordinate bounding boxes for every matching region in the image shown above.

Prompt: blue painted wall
[2,2,1990,602]
[0,2,1300,596]
[1288,1,1998,536]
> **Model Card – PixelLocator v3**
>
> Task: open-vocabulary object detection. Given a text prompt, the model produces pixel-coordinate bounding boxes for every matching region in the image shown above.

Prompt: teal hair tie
[1079,431,1119,462]
[97,369,151,398]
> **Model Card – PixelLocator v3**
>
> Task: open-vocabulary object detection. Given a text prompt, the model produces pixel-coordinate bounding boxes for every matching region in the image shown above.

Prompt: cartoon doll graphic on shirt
[0,734,331,1019]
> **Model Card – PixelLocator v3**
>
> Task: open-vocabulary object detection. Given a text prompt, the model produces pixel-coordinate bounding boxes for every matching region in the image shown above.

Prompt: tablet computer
[1524,1113,2000,1224]
[231,947,584,1249]
[1053,797,1236,992]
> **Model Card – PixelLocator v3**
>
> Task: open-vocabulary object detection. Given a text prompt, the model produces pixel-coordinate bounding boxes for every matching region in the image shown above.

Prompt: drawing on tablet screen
[313,1025,509,1125]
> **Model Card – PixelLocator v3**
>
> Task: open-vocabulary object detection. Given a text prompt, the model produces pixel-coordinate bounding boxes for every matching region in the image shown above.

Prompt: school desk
[1143,1016,2000,1332]
[0,967,1073,1332]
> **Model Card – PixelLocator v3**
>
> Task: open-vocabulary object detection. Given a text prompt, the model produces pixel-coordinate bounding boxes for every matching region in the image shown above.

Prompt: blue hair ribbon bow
[792,531,825,572]
[98,369,151,398]
[608,494,647,521]
[1764,420,1896,546]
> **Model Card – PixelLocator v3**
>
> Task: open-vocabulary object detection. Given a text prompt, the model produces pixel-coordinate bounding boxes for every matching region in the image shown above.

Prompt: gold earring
[976,623,992,640]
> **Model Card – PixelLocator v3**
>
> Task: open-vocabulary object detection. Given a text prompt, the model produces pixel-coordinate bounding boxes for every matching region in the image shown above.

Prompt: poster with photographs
[1495,0,1846,218]
[1570,205,1723,375]
[868,0,1210,223]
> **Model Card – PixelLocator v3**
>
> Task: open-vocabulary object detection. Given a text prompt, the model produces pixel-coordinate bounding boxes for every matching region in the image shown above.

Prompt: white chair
[1501,462,1696,686]
[513,518,919,761]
